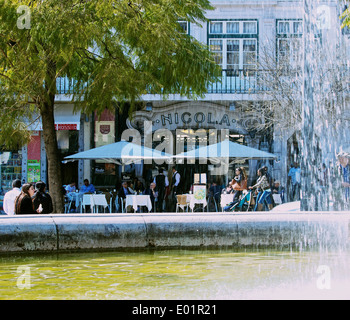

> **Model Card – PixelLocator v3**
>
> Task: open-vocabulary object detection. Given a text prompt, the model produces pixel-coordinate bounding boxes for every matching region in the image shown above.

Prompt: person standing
[337,152,350,204]
[170,167,181,212]
[288,162,301,201]
[3,179,21,215]
[171,167,181,194]
[14,183,40,215]
[249,168,271,211]
[153,168,169,212]
[229,167,248,204]
[33,181,53,214]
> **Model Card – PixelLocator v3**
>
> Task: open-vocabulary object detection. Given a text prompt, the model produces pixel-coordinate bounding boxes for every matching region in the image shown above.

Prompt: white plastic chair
[176,195,190,212]
[92,194,110,213]
[115,195,125,213]
[80,194,95,213]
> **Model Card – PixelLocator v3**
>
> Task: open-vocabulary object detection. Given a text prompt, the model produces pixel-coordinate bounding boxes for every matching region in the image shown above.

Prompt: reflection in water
[1,248,350,300]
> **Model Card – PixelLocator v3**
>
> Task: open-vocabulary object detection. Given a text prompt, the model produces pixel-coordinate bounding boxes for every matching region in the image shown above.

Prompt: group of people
[3,179,53,215]
[65,179,96,195]
[210,166,284,212]
[117,167,180,212]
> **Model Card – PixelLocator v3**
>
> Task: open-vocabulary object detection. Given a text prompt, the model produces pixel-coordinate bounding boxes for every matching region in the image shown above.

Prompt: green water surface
[1,249,350,300]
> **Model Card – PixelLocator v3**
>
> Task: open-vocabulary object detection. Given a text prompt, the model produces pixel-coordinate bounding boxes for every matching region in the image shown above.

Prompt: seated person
[134,180,145,194]
[33,181,53,214]
[80,179,95,194]
[209,181,222,203]
[222,184,234,194]
[118,181,135,198]
[65,181,78,212]
[143,182,158,212]
[272,180,285,204]
[118,181,135,212]
[65,182,76,194]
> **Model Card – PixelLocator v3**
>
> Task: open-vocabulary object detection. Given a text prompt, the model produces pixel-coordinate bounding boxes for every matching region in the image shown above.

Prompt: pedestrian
[229,167,248,204]
[288,162,301,201]
[249,167,271,211]
[337,152,350,203]
[33,181,53,214]
[3,179,21,215]
[262,165,274,208]
[14,183,41,215]
[153,168,169,212]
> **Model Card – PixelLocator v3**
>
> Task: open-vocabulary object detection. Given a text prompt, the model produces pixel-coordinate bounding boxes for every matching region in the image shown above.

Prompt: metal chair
[207,192,219,212]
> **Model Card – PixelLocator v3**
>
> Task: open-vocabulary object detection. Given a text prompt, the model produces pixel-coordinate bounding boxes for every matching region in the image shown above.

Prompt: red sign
[54,124,78,130]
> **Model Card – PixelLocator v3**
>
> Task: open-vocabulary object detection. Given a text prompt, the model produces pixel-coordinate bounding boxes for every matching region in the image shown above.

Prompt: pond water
[1,248,350,300]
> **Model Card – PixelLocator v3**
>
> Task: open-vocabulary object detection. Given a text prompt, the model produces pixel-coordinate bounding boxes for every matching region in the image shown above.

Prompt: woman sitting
[14,183,41,215]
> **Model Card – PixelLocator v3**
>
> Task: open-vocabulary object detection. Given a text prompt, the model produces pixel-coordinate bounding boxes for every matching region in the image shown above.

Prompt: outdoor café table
[66,192,82,211]
[185,193,207,212]
[125,194,152,212]
[220,193,234,211]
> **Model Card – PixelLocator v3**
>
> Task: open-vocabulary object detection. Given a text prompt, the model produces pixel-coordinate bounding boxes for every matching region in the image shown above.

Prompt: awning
[28,104,81,131]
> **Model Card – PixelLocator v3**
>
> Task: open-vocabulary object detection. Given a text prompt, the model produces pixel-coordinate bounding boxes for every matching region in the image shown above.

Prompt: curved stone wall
[0,212,349,254]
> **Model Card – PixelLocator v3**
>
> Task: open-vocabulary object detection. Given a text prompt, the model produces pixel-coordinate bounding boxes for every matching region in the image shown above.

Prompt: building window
[0,151,22,193]
[208,20,258,76]
[276,20,303,73]
[178,21,189,34]
[209,38,257,76]
[209,20,257,35]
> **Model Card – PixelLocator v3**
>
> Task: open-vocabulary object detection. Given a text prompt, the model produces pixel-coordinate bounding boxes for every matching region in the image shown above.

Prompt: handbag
[232,179,248,191]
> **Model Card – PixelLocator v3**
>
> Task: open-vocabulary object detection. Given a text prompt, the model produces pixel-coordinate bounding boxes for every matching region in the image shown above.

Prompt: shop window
[0,151,22,193]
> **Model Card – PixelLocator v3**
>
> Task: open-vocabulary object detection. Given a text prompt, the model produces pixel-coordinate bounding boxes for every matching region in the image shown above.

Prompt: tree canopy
[0,0,220,211]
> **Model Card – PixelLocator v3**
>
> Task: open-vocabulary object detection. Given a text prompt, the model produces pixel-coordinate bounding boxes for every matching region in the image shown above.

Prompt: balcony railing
[56,69,267,96]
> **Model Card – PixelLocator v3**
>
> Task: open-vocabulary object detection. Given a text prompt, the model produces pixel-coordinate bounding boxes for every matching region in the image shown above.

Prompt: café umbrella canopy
[174,140,277,164]
[64,141,173,165]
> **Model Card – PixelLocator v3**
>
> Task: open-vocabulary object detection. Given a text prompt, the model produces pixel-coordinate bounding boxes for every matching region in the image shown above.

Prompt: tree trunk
[40,59,64,213]
[41,103,64,213]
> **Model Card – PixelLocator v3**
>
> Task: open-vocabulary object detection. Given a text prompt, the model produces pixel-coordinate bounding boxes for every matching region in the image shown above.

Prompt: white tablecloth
[220,194,234,209]
[125,195,152,212]
[185,194,207,211]
[66,192,82,207]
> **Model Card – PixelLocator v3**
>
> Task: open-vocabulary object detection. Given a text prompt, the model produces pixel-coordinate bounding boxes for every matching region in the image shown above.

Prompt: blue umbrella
[64,141,172,165]
[174,140,277,163]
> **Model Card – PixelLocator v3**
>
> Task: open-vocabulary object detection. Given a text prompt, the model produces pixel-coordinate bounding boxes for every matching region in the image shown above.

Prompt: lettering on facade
[160,112,234,127]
